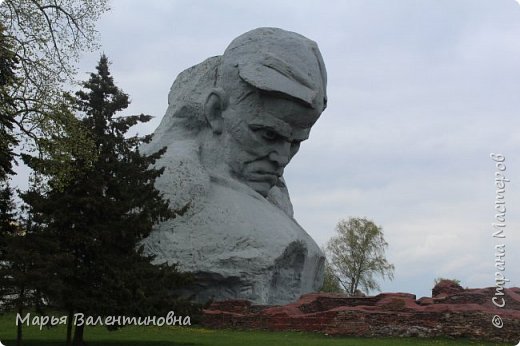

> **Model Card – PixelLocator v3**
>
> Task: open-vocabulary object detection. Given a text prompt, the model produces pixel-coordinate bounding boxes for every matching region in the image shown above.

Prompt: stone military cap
[220,27,327,112]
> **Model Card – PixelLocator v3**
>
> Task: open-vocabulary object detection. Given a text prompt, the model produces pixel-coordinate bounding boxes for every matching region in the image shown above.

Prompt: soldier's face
[221,92,321,197]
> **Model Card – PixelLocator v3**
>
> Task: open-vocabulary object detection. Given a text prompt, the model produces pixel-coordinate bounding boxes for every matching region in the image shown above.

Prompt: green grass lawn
[0,312,509,346]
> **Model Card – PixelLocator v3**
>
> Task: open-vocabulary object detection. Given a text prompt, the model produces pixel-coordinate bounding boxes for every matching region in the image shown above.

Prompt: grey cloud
[10,0,519,298]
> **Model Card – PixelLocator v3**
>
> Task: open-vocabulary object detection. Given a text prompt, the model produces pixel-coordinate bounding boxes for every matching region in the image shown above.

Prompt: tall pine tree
[0,22,18,179]
[22,55,194,346]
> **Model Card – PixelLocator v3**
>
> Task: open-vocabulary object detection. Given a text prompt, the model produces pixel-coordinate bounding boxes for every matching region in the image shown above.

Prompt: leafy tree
[21,55,193,346]
[0,0,109,178]
[25,95,97,192]
[320,259,344,293]
[0,26,27,335]
[326,217,394,296]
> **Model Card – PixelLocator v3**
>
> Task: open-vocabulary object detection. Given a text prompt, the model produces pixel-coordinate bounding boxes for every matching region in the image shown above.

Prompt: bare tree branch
[0,0,110,155]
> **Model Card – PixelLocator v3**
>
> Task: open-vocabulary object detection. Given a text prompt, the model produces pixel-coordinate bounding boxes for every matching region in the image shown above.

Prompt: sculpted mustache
[243,158,284,175]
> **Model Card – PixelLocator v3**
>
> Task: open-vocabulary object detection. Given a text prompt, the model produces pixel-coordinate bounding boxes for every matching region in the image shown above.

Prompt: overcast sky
[16,0,520,298]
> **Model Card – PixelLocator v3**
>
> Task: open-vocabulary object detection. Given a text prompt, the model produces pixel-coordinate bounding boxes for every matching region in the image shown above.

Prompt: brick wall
[202,287,520,343]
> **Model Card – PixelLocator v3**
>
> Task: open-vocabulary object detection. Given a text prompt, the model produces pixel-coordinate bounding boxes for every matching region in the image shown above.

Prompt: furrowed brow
[248,116,292,138]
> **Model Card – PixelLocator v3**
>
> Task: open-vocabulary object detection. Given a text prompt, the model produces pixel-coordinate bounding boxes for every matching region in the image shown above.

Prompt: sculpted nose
[268,141,291,167]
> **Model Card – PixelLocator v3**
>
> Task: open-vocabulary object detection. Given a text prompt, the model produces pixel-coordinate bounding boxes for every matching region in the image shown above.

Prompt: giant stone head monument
[142,27,327,305]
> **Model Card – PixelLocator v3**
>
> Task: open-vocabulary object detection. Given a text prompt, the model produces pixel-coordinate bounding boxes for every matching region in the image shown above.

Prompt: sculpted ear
[204,88,228,134]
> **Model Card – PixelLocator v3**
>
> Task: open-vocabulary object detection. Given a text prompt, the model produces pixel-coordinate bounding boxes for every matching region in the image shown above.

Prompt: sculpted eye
[252,127,282,141]
[261,129,279,141]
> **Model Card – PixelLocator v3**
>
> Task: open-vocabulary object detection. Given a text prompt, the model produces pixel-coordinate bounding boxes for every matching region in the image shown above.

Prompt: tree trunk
[16,307,23,346]
[66,309,74,346]
[349,280,356,296]
[16,287,25,346]
[72,323,85,346]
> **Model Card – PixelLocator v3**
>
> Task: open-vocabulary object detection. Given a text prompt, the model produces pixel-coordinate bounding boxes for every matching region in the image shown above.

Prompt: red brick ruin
[202,282,520,343]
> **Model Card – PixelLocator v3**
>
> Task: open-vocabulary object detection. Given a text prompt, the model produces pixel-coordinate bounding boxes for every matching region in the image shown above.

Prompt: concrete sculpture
[142,27,327,304]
